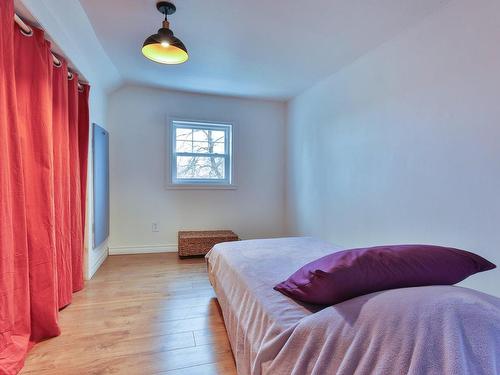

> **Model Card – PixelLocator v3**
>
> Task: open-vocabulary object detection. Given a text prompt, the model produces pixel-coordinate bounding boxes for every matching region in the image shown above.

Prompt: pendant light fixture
[142,1,188,65]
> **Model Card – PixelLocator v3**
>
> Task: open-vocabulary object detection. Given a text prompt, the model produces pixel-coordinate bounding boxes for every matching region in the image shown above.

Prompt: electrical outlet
[152,222,159,232]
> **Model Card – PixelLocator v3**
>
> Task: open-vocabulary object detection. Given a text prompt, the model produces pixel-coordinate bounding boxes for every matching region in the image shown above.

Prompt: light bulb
[161,41,170,48]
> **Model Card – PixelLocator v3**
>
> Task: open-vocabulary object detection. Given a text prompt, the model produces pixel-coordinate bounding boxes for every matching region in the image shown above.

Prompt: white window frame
[169,119,234,188]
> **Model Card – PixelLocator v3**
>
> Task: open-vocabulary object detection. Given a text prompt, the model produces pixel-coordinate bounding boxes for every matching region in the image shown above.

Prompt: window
[170,120,233,186]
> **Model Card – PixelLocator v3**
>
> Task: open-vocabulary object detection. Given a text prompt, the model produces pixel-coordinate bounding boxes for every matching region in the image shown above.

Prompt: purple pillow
[274,245,496,305]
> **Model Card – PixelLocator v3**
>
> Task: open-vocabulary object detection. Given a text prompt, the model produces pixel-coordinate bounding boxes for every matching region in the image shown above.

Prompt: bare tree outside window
[171,121,232,185]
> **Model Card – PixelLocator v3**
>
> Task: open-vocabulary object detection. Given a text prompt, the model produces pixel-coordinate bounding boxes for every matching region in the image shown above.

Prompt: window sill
[166,183,238,190]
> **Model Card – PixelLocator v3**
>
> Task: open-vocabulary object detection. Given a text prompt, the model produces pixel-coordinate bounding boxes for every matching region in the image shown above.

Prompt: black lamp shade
[142,27,188,65]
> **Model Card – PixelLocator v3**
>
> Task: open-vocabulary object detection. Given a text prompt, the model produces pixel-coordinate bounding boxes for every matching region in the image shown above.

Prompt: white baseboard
[88,245,109,279]
[109,244,178,255]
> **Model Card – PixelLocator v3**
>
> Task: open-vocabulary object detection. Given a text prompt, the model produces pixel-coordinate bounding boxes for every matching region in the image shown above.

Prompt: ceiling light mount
[141,1,189,65]
[156,1,176,16]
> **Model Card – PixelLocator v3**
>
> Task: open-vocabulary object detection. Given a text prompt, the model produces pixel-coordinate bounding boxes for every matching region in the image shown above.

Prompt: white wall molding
[88,245,109,279]
[109,244,177,255]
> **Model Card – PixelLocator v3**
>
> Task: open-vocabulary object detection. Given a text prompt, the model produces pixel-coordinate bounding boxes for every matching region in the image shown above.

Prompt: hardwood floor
[20,253,237,375]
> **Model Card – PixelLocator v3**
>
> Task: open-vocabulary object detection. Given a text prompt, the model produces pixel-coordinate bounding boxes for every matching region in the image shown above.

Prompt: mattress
[206,237,500,375]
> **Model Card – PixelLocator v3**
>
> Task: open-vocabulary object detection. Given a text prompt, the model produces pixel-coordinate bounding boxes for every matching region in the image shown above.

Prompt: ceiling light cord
[162,6,170,29]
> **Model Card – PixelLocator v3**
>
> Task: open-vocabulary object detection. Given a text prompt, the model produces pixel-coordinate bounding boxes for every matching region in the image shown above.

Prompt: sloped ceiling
[16,0,122,93]
[25,0,451,99]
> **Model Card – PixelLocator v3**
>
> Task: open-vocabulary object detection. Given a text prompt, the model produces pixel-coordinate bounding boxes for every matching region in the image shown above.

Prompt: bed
[206,237,500,375]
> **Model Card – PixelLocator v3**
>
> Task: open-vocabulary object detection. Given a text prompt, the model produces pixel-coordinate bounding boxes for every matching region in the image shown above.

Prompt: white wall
[17,0,122,278]
[107,85,286,253]
[286,0,500,296]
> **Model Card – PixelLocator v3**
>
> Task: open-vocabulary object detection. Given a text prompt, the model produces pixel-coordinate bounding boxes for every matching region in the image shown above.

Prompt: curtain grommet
[19,26,33,37]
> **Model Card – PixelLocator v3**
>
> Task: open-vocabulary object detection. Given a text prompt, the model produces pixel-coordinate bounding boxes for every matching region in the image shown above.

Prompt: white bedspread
[206,237,500,375]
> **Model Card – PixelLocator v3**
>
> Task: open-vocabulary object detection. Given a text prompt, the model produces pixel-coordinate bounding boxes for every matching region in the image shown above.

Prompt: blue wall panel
[93,123,109,248]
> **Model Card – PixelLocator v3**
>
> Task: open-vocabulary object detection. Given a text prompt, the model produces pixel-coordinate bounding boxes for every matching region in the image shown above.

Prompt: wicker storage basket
[178,230,239,257]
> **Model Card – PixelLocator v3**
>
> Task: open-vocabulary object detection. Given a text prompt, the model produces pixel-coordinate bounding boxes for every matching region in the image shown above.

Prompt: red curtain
[0,1,30,373]
[78,84,90,240]
[68,73,84,293]
[0,0,90,372]
[52,58,73,309]
[14,18,60,343]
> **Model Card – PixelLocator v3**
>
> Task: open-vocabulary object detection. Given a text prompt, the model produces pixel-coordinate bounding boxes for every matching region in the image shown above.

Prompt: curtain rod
[14,14,85,91]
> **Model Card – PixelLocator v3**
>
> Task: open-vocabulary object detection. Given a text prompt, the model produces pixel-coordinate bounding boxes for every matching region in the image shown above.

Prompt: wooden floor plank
[158,358,238,375]
[20,253,237,375]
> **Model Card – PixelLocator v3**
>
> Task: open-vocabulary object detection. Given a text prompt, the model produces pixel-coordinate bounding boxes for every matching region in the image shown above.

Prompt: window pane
[192,141,210,154]
[189,141,226,154]
[175,128,226,154]
[176,128,192,141]
[176,140,192,152]
[192,129,208,142]
[213,142,225,154]
[208,130,225,143]
[176,156,225,179]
